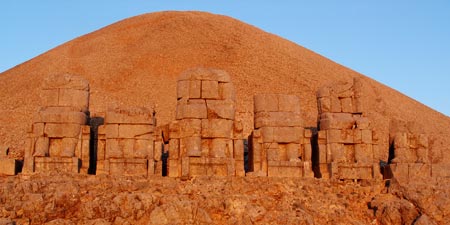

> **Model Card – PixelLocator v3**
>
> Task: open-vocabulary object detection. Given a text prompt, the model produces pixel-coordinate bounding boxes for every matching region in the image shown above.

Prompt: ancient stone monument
[165,68,244,178]
[24,74,90,173]
[248,94,313,177]
[316,78,381,180]
[0,147,20,175]
[96,107,157,176]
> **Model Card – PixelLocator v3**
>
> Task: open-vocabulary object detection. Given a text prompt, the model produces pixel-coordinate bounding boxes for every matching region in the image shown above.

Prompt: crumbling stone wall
[248,94,313,177]
[24,74,90,173]
[316,78,381,180]
[166,68,244,178]
[0,147,20,175]
[96,107,156,176]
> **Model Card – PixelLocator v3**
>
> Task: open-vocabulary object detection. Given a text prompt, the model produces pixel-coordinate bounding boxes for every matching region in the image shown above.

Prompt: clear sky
[1,1,449,116]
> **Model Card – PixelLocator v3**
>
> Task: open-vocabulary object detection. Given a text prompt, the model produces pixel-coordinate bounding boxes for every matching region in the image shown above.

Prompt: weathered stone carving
[165,68,244,178]
[24,74,90,173]
[96,106,156,176]
[316,78,381,180]
[248,94,313,177]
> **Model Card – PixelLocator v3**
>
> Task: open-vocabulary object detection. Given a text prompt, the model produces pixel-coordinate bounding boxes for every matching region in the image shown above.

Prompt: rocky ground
[1,173,447,225]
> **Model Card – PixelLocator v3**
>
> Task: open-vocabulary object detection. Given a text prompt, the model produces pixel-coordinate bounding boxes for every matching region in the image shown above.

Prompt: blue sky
[1,1,449,116]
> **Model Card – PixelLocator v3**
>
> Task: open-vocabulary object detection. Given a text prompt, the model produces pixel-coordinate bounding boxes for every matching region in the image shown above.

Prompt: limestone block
[304,143,312,161]
[254,94,279,112]
[268,161,304,177]
[392,147,415,163]
[355,117,370,129]
[353,97,364,114]
[58,89,89,110]
[343,144,356,163]
[219,82,235,100]
[44,123,81,138]
[43,73,89,91]
[361,129,373,144]
[133,139,153,159]
[417,134,428,148]
[394,133,408,149]
[318,144,328,164]
[235,160,245,176]
[210,138,233,158]
[34,157,80,173]
[390,163,409,183]
[0,159,18,175]
[177,80,201,99]
[353,129,362,143]
[40,89,59,106]
[35,111,87,124]
[330,96,342,113]
[168,121,181,139]
[266,144,280,161]
[318,97,331,113]
[181,157,190,178]
[206,100,235,120]
[201,80,219,99]
[431,163,450,177]
[201,119,233,138]
[59,138,78,157]
[233,139,244,160]
[169,139,180,159]
[286,143,300,161]
[320,113,355,130]
[105,139,122,159]
[120,139,136,159]
[416,147,428,163]
[97,139,106,160]
[105,107,154,124]
[233,119,244,139]
[409,163,431,178]
[278,94,301,112]
[341,97,353,113]
[118,124,154,139]
[178,119,202,138]
[176,102,207,119]
[34,137,49,157]
[254,111,302,128]
[32,123,45,136]
[317,86,331,98]
[326,129,344,144]
[105,124,119,139]
[109,158,148,176]
[339,165,373,180]
[154,141,163,161]
[330,143,345,163]
[355,144,373,163]
[272,127,304,144]
[181,136,202,157]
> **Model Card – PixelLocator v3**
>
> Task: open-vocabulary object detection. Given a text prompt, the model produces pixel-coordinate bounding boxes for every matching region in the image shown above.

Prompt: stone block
[330,96,342,113]
[34,157,80,173]
[210,138,233,158]
[318,144,328,164]
[273,127,304,144]
[393,147,415,163]
[40,89,59,106]
[416,147,428,163]
[118,124,154,139]
[105,107,154,124]
[431,163,450,177]
[320,113,355,130]
[34,137,49,157]
[353,129,362,143]
[267,161,303,177]
[330,143,345,163]
[254,94,279,112]
[59,138,78,157]
[318,97,331,113]
[219,82,235,100]
[235,160,245,176]
[178,119,202,138]
[105,139,122,159]
[340,97,353,113]
[121,139,136,158]
[44,123,81,138]
[304,143,312,161]
[355,144,373,164]
[32,122,45,136]
[180,136,202,157]
[278,94,301,112]
[58,89,89,111]
[0,159,18,175]
[254,111,302,128]
[417,134,428,148]
[409,163,431,178]
[177,80,190,99]
[105,124,119,138]
[233,139,244,160]
[317,86,331,98]
[343,144,356,163]
[266,144,279,161]
[168,121,181,139]
[361,129,373,144]
[168,139,180,159]
[338,165,373,180]
[109,158,148,176]
[353,97,364,114]
[355,117,370,129]
[154,141,163,161]
[181,157,190,178]
[206,100,235,120]
[35,111,87,124]
[97,139,106,160]
[43,73,89,91]
[286,143,300,161]
[176,102,207,119]
[133,139,153,159]
[201,80,219,99]
[390,163,409,183]
[201,119,233,138]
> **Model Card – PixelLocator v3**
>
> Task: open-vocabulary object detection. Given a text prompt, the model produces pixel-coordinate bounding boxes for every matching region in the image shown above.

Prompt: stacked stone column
[316,78,381,180]
[24,74,90,173]
[248,94,313,177]
[96,107,156,176]
[166,68,244,178]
